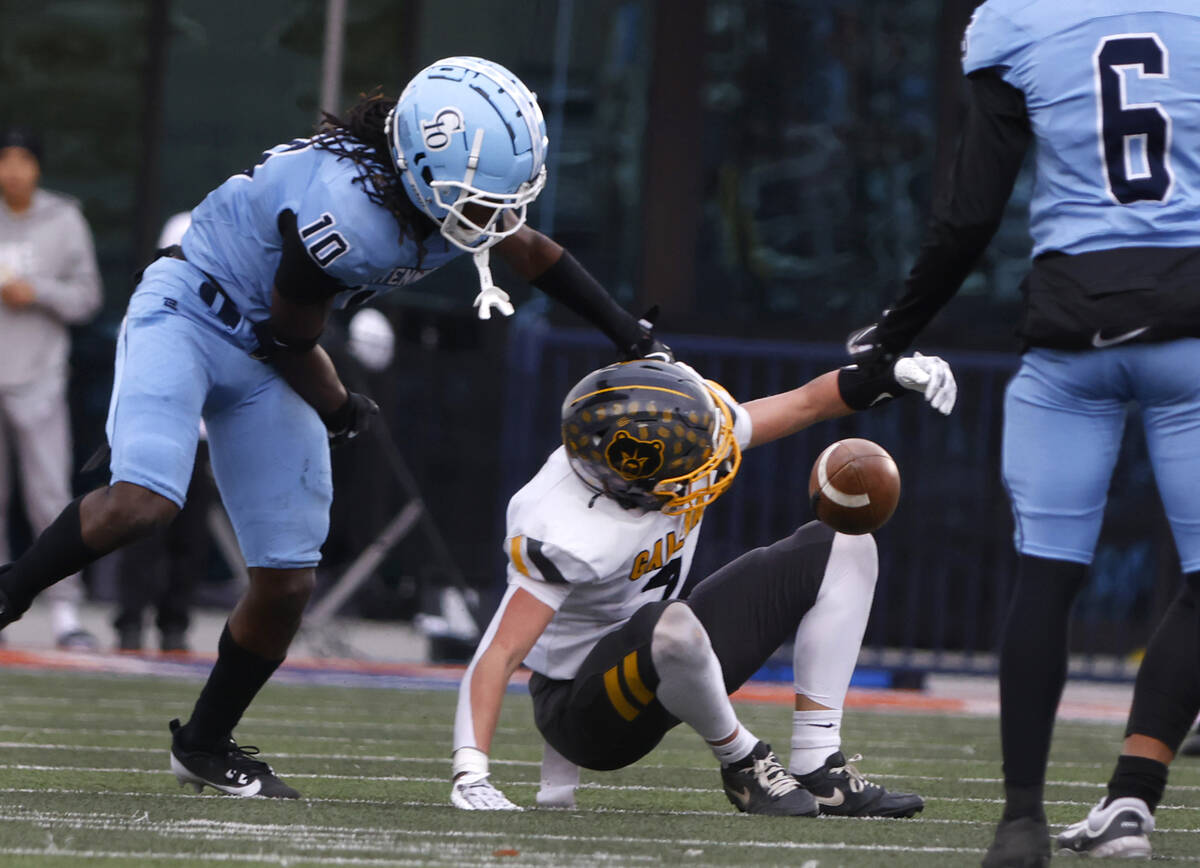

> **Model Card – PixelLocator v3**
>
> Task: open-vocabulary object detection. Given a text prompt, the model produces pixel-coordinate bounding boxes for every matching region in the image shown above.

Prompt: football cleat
[55,628,100,651]
[720,741,818,816]
[794,751,924,818]
[451,772,523,811]
[0,565,18,630]
[1181,725,1200,757]
[0,586,12,630]
[169,719,299,798]
[982,816,1051,868]
[1056,797,1154,859]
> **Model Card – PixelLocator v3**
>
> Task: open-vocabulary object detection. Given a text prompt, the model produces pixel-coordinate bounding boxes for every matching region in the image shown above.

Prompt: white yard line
[0,764,1198,814]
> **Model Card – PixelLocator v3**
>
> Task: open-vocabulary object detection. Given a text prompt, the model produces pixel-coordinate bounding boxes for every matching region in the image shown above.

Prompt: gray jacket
[0,188,102,388]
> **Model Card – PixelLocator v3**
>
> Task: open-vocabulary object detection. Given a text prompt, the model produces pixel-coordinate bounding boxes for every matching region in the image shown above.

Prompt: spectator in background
[0,126,102,650]
[114,212,210,653]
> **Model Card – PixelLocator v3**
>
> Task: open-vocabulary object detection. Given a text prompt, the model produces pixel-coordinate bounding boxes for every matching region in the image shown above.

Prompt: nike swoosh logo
[729,785,752,808]
[815,787,845,807]
[804,723,836,728]
[1091,327,1148,348]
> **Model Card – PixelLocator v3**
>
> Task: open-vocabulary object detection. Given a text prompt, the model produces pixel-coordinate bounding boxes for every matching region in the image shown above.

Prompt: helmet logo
[606,430,664,481]
[421,107,465,151]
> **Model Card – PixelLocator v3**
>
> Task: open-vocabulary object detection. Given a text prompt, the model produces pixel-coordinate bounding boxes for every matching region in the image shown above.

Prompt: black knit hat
[0,127,44,164]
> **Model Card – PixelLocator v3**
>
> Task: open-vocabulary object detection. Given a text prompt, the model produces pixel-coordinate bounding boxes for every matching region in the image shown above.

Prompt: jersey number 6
[1094,33,1173,205]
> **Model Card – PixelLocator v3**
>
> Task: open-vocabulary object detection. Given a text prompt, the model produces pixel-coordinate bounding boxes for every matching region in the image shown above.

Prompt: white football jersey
[507,395,752,681]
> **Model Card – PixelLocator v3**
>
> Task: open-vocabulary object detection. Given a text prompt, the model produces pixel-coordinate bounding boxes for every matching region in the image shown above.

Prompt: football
[808,438,900,535]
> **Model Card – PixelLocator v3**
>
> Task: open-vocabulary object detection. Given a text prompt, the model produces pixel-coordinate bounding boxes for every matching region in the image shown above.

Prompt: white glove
[893,352,957,415]
[450,772,523,811]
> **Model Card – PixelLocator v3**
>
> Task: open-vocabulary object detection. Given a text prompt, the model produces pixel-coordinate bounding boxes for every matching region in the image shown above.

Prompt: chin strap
[471,248,514,320]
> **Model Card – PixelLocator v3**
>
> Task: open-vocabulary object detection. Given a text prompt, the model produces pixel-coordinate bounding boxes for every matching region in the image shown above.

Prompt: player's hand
[845,321,892,367]
[322,391,379,447]
[893,352,957,415]
[450,772,523,811]
[620,306,674,362]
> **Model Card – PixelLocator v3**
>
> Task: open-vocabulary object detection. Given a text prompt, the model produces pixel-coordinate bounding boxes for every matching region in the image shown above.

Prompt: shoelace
[458,778,516,809]
[224,741,272,775]
[830,753,875,794]
[753,754,802,799]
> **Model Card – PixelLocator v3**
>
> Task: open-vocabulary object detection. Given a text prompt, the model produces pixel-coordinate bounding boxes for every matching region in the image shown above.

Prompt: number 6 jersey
[964,0,1200,257]
[506,401,752,682]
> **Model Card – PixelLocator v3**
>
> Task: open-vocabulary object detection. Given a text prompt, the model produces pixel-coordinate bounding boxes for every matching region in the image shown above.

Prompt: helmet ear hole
[421,166,434,186]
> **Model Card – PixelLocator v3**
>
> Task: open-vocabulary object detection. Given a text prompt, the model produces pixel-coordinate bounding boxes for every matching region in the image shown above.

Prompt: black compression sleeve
[531,251,644,351]
[274,209,346,304]
[875,70,1032,352]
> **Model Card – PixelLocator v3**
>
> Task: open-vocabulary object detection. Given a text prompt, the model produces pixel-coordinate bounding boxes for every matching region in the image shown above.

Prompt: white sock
[789,708,842,775]
[51,600,81,637]
[708,725,761,767]
[651,603,749,754]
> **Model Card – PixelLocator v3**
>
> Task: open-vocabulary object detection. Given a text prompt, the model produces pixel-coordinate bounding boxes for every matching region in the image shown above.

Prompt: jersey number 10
[1094,34,1173,205]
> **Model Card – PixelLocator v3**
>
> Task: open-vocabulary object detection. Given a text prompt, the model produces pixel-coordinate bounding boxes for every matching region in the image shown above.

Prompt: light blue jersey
[964,0,1200,257]
[180,137,462,321]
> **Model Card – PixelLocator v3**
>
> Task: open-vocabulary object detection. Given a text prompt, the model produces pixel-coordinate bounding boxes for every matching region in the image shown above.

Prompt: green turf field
[0,669,1197,866]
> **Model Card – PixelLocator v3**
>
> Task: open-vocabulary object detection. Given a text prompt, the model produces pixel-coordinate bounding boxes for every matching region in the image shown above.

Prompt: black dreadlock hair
[311,89,436,256]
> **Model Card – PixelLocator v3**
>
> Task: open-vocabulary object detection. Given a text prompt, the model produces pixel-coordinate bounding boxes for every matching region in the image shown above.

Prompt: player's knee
[99,482,179,538]
[250,568,315,621]
[835,531,878,584]
[651,602,712,669]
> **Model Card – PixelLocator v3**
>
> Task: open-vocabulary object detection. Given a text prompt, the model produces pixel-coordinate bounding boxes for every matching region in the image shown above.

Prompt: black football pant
[530,521,836,770]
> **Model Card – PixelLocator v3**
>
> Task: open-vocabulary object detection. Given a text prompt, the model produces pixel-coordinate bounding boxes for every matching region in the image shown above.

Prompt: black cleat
[169,718,300,798]
[0,565,17,630]
[795,751,924,818]
[1181,724,1200,757]
[982,816,1050,868]
[720,741,818,816]
[1057,797,1153,859]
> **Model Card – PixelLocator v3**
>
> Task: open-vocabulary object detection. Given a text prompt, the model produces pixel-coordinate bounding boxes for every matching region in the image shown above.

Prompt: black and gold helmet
[560,360,742,518]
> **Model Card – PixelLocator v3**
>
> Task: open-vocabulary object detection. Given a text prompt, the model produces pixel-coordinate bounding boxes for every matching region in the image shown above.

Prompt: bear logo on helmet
[606,430,665,481]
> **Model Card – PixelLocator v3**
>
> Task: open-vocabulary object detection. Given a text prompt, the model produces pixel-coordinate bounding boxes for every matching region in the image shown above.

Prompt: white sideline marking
[1,793,1198,834]
[0,810,994,855]
[0,849,440,866]
[1,764,1199,813]
[0,744,1190,782]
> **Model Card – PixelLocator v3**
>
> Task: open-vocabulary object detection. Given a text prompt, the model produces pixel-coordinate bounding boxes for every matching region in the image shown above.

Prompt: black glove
[620,306,675,362]
[321,391,379,448]
[845,322,894,369]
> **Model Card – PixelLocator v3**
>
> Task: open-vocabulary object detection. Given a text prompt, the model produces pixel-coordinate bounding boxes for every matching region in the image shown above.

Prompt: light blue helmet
[386,56,548,253]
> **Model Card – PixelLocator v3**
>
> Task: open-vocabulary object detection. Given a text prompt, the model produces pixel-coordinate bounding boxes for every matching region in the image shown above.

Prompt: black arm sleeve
[274,209,347,304]
[531,251,645,352]
[874,69,1032,352]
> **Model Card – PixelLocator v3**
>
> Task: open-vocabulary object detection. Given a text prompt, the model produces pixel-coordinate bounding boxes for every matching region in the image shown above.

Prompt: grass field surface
[0,667,1197,866]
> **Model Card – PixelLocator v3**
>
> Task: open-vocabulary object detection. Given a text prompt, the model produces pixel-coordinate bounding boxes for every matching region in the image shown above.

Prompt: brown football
[807,438,900,535]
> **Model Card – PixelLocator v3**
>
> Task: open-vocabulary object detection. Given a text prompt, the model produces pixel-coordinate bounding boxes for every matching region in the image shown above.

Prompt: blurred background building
[0,0,1174,672]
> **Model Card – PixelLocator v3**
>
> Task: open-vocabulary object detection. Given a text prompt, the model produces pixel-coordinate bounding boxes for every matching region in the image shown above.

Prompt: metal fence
[500,317,1180,680]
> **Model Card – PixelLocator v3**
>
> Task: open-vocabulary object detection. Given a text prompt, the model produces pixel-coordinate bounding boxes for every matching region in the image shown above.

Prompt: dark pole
[133,0,170,265]
[638,0,705,321]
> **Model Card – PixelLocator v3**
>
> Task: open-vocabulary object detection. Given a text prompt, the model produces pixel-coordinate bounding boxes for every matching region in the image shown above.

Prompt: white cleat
[1057,797,1153,859]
